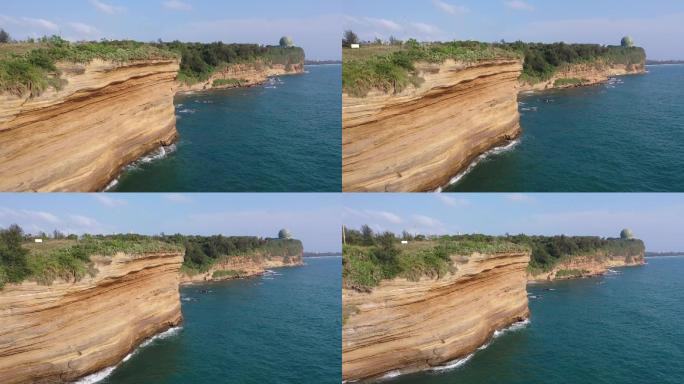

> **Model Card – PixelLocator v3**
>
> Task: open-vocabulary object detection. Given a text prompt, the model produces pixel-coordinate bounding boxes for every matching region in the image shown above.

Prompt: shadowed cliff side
[0,251,184,384]
[342,250,530,381]
[0,58,180,191]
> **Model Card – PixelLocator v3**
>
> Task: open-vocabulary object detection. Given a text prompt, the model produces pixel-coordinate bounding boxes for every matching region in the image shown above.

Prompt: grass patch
[0,36,178,97]
[212,269,246,279]
[343,41,521,97]
[555,269,590,278]
[24,237,182,285]
[342,235,527,290]
[212,78,245,87]
[553,77,586,87]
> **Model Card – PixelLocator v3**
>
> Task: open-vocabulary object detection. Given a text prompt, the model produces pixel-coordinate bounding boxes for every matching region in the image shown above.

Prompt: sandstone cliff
[342,251,530,381]
[0,251,184,384]
[519,61,646,91]
[528,251,645,282]
[0,59,180,192]
[342,59,523,192]
[176,61,304,93]
[180,253,303,284]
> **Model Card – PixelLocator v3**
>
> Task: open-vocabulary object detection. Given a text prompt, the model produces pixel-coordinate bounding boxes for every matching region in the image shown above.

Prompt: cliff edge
[343,58,523,192]
[0,58,180,192]
[342,250,530,381]
[0,251,184,384]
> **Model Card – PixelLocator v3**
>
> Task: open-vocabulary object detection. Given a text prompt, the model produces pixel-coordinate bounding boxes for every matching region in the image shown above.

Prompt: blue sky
[343,194,684,252]
[0,193,341,252]
[0,0,341,59]
[343,0,684,60]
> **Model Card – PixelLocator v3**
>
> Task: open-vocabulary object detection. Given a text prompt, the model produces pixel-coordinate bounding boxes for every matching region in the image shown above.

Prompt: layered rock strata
[342,59,523,192]
[342,251,530,381]
[0,251,184,384]
[180,254,304,284]
[0,59,180,192]
[176,62,304,93]
[519,61,646,91]
[528,252,645,281]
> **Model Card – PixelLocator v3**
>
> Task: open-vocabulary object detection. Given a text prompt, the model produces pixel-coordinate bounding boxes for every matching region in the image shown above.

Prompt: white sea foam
[493,319,530,338]
[71,366,116,384]
[430,354,474,372]
[139,326,182,348]
[70,326,181,384]
[437,139,520,191]
[103,178,119,192]
[177,108,196,114]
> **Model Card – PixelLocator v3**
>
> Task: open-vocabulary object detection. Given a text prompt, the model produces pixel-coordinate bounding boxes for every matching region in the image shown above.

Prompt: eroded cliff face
[528,252,645,282]
[342,59,523,192]
[180,254,303,284]
[0,59,180,192]
[0,251,184,384]
[176,61,305,93]
[519,61,646,91]
[342,251,530,381]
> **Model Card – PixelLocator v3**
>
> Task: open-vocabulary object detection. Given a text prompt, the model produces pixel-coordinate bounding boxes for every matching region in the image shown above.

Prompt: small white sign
[34,238,43,243]
[351,44,360,49]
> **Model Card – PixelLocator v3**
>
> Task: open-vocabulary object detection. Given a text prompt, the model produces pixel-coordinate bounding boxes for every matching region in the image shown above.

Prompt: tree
[0,29,9,44]
[361,224,374,246]
[343,30,359,47]
[389,36,402,46]
[0,224,30,285]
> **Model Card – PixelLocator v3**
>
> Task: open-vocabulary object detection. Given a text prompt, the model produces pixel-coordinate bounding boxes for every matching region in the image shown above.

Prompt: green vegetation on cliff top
[0,36,304,97]
[342,226,526,290]
[0,36,178,97]
[343,40,521,97]
[342,36,646,97]
[342,226,645,290]
[0,224,302,288]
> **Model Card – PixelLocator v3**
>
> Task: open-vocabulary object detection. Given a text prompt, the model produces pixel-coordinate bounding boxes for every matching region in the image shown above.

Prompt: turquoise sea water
[99,257,341,384]
[113,65,341,192]
[388,256,684,384]
[448,65,684,191]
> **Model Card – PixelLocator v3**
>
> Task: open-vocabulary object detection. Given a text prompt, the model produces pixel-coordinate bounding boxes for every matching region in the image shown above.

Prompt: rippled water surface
[448,65,684,191]
[99,257,341,384]
[389,256,684,384]
[113,65,341,192]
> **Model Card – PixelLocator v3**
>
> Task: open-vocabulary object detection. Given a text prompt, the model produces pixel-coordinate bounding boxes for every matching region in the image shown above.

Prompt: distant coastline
[305,59,342,65]
[646,59,684,65]
[303,252,342,257]
[645,251,684,257]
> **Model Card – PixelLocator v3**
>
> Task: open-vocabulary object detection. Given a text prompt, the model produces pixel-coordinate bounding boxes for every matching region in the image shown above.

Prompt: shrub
[0,224,30,284]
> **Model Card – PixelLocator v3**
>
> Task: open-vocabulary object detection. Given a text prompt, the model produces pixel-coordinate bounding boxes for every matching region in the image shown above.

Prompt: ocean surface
[94,257,341,384]
[112,65,341,192]
[447,65,684,191]
[388,256,684,384]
